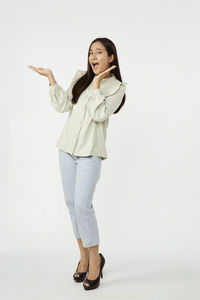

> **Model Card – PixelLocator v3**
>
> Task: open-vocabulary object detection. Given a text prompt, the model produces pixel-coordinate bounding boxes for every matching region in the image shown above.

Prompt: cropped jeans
[58,149,102,248]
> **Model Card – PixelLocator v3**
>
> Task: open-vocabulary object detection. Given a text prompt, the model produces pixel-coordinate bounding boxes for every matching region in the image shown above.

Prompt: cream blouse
[49,69,127,160]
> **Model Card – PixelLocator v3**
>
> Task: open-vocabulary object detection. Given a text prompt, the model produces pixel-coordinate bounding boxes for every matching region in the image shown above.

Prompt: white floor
[0,251,199,300]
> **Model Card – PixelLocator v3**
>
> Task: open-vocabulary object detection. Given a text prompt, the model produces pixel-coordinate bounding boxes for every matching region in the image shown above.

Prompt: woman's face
[89,41,114,76]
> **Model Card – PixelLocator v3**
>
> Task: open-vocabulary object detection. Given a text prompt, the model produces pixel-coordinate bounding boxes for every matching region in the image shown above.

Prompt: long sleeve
[87,81,127,122]
[49,69,85,113]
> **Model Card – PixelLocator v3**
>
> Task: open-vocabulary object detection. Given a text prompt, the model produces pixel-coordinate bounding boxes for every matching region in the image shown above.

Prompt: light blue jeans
[58,149,102,248]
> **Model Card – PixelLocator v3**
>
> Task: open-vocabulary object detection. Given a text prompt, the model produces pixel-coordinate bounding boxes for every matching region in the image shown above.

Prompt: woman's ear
[109,54,114,63]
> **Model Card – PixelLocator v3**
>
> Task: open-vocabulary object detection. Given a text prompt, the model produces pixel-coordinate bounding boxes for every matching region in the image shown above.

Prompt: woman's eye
[89,52,102,55]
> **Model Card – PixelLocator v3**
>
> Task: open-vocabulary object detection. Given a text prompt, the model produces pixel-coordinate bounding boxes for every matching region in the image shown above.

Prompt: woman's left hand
[92,65,117,90]
[94,65,117,83]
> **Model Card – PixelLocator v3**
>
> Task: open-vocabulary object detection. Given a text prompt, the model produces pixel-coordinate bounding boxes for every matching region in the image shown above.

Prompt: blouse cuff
[49,81,58,89]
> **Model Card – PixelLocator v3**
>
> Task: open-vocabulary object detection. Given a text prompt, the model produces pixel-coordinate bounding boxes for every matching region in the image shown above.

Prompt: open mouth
[92,62,99,69]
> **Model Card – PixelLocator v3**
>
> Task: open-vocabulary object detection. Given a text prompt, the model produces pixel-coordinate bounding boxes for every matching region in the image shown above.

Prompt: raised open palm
[27,65,52,77]
[94,65,117,82]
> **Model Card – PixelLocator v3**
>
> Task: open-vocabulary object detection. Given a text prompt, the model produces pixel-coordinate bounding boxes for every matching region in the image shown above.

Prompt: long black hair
[71,37,126,114]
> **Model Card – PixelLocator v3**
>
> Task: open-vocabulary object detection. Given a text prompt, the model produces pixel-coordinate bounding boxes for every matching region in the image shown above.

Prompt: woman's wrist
[48,72,56,86]
[92,79,100,90]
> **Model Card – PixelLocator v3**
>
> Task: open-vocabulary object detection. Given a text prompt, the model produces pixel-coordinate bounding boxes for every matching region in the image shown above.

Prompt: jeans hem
[83,241,100,248]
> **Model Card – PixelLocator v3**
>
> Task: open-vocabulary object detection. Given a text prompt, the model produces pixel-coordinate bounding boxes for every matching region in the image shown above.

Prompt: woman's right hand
[27,65,52,77]
[27,65,56,85]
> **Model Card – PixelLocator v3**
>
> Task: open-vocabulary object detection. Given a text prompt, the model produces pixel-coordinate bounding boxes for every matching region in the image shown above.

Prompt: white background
[0,0,200,299]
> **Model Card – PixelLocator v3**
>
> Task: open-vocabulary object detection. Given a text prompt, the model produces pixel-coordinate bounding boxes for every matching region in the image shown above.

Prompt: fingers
[27,65,42,70]
[104,65,117,73]
[110,65,117,70]
[101,66,117,76]
[27,65,34,70]
[27,65,44,74]
[27,65,38,72]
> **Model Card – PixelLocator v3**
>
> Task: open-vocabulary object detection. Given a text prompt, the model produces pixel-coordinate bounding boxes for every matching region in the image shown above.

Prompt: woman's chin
[92,66,102,74]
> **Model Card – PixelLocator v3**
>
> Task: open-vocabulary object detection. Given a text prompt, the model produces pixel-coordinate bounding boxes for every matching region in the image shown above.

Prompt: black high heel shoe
[83,253,105,290]
[73,260,89,282]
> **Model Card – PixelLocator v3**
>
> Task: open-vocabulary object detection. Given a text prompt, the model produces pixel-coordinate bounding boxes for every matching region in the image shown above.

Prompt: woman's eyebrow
[89,48,103,52]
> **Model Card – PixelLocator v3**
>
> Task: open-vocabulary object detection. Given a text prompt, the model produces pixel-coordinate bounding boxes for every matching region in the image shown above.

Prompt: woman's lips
[94,64,99,70]
[92,63,99,70]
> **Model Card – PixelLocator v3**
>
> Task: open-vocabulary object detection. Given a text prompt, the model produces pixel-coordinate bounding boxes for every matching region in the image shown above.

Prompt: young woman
[28,37,127,290]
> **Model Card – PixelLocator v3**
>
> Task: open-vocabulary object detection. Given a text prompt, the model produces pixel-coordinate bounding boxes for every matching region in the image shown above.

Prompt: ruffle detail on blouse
[85,79,127,99]
[100,80,127,98]
[76,69,127,98]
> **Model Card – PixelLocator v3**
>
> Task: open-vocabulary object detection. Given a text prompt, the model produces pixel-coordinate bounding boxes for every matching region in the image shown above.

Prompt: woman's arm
[49,69,83,113]
[48,72,56,86]
[87,82,127,122]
